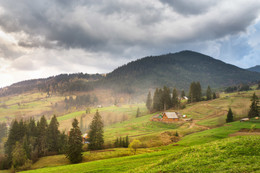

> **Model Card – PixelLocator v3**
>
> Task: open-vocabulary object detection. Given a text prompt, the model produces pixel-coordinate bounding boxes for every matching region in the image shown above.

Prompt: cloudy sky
[0,0,260,87]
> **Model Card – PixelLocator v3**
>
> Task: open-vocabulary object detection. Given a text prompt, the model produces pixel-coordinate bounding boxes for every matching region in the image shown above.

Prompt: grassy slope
[22,121,260,173]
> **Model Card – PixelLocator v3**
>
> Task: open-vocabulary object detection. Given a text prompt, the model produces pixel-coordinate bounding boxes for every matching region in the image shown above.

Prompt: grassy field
[21,120,260,173]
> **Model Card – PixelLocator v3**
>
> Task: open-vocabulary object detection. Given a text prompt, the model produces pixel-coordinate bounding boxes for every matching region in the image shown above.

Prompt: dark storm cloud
[0,0,259,58]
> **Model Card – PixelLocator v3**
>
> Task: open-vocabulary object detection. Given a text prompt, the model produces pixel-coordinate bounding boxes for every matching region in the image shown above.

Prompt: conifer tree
[146,91,152,112]
[206,86,212,100]
[88,110,104,150]
[226,108,234,123]
[125,136,129,148]
[136,107,141,118]
[80,115,83,133]
[66,118,82,163]
[5,120,20,160]
[181,90,185,98]
[213,92,217,99]
[153,88,160,111]
[37,116,48,156]
[248,93,259,118]
[172,88,179,109]
[162,86,172,110]
[47,115,60,153]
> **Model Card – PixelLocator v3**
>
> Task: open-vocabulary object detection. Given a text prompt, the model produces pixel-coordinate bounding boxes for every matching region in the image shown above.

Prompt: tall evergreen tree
[66,118,82,163]
[213,92,217,99]
[153,88,159,111]
[162,86,172,110]
[136,107,141,118]
[189,82,202,102]
[0,122,7,142]
[226,108,234,123]
[47,115,60,153]
[37,116,48,156]
[206,86,212,100]
[5,120,20,160]
[248,93,259,118]
[88,110,104,150]
[146,91,152,112]
[181,90,185,98]
[172,88,179,109]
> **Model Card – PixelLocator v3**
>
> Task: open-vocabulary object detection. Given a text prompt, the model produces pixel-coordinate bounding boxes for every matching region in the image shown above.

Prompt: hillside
[247,65,260,73]
[0,73,103,96]
[101,51,260,93]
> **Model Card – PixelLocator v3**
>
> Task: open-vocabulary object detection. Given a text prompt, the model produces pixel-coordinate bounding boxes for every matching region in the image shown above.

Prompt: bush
[129,139,141,155]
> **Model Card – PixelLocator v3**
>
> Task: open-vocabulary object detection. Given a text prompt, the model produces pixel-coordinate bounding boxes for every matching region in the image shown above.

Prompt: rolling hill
[101,50,260,93]
[247,65,260,73]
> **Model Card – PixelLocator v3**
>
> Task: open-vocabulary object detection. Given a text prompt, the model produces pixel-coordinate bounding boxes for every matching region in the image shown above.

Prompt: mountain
[100,50,260,93]
[247,65,260,73]
[0,73,103,96]
[1,50,260,96]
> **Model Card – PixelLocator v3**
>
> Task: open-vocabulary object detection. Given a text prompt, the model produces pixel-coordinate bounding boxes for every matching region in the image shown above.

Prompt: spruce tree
[162,86,172,110]
[37,116,48,156]
[181,90,185,98]
[125,136,129,148]
[248,93,259,118]
[153,88,161,111]
[172,88,179,109]
[5,120,20,160]
[47,115,60,153]
[88,110,104,150]
[146,91,152,112]
[226,108,234,123]
[66,118,82,163]
[206,86,212,100]
[213,92,217,99]
[136,107,141,118]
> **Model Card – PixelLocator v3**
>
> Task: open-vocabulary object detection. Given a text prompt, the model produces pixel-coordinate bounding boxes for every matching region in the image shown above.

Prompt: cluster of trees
[64,94,98,109]
[114,136,129,148]
[188,82,202,103]
[146,82,217,112]
[0,123,7,142]
[225,84,251,93]
[3,115,67,170]
[148,86,181,112]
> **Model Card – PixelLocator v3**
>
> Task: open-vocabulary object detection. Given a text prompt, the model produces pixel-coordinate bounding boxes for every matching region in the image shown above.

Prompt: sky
[0,0,260,87]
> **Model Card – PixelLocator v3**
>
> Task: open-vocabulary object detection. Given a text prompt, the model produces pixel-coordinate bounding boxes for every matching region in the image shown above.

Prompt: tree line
[64,94,98,109]
[146,82,217,112]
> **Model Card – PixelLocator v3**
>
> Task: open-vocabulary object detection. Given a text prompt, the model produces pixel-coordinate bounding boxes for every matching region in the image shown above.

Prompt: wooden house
[152,112,180,123]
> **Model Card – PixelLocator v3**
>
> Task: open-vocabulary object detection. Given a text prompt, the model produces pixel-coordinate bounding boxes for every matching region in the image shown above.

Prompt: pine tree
[248,93,259,118]
[213,92,217,99]
[37,116,48,156]
[162,86,172,110]
[153,88,160,111]
[47,115,60,153]
[66,118,82,163]
[181,90,185,98]
[125,136,129,148]
[12,141,28,168]
[114,137,119,147]
[146,91,152,112]
[172,88,179,109]
[226,108,234,123]
[88,110,104,150]
[5,120,20,160]
[206,86,212,100]
[136,107,141,118]
[175,131,179,137]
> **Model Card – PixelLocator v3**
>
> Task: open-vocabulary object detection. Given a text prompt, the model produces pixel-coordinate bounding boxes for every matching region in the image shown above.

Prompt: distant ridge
[247,65,260,73]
